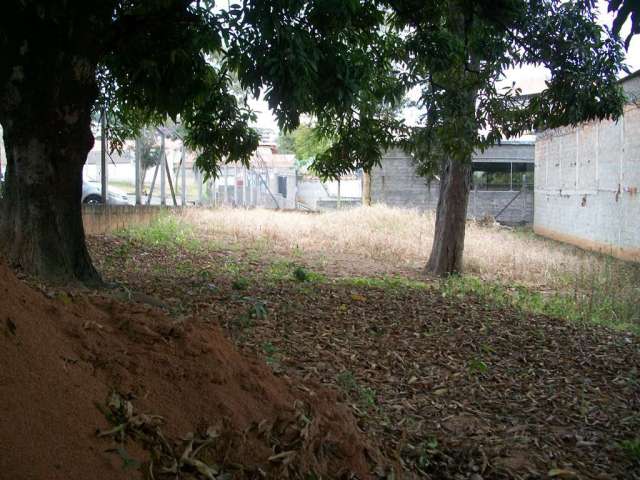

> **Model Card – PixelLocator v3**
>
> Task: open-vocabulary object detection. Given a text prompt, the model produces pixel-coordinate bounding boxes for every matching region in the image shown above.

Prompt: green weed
[118,214,198,250]
[265,261,326,284]
[336,370,377,411]
[340,276,428,291]
[468,357,489,374]
[261,341,280,367]
[265,260,294,281]
[232,276,250,291]
[358,386,377,409]
[229,298,267,332]
[439,274,640,334]
[243,297,268,319]
[620,438,640,463]
[416,438,439,469]
[222,261,242,276]
[337,370,358,391]
[293,266,309,282]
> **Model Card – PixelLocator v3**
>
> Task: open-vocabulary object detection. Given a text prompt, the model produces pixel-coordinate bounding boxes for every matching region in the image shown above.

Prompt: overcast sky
[252,0,640,132]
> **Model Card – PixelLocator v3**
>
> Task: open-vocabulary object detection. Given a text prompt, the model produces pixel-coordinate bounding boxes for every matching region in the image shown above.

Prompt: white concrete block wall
[624,74,640,102]
[534,102,640,262]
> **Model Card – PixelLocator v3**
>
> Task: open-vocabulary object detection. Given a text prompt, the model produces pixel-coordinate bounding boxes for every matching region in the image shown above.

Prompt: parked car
[82,181,131,205]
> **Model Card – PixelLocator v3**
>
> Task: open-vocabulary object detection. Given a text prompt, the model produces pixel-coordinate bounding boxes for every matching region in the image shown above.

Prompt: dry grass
[178,205,640,330]
[183,204,635,287]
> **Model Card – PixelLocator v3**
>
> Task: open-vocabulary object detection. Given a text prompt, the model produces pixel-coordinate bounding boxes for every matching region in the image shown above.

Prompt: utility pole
[100,109,108,204]
[196,168,203,205]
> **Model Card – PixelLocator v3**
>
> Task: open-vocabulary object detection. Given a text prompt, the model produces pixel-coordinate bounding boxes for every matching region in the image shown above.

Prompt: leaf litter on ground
[89,234,640,479]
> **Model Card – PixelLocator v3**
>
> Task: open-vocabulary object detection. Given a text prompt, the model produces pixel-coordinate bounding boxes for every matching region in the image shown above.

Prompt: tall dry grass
[184,205,637,287]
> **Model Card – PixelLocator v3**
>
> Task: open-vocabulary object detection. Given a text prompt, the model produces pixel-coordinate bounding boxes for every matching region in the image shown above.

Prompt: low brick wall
[316,198,362,210]
[82,205,173,235]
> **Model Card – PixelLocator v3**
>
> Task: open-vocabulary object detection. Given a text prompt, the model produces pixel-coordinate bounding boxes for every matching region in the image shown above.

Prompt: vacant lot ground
[89,207,640,479]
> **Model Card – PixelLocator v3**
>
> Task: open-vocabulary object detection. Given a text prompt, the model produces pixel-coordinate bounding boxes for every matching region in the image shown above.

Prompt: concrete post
[135,137,142,205]
[180,145,186,207]
[159,132,166,206]
[196,168,203,205]
[242,167,248,207]
[253,172,258,206]
[234,164,238,206]
[509,162,513,191]
[223,164,229,205]
[100,110,108,203]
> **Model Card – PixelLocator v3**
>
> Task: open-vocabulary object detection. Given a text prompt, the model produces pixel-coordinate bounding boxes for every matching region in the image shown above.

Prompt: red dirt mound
[0,263,383,479]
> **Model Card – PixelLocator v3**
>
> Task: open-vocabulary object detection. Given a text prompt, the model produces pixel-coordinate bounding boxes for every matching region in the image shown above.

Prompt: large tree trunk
[425,3,478,277]
[426,158,471,275]
[0,55,101,285]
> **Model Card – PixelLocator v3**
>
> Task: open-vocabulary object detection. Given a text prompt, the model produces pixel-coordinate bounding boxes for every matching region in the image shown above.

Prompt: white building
[534,70,640,262]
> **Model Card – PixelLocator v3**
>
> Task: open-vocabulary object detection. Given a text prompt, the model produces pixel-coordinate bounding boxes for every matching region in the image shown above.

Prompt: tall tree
[0,0,384,283]
[0,2,261,283]
[310,0,626,276]
[396,0,626,275]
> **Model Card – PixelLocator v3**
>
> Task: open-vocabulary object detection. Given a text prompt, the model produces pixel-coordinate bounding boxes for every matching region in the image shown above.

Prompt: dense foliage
[1,1,627,180]
[307,0,627,180]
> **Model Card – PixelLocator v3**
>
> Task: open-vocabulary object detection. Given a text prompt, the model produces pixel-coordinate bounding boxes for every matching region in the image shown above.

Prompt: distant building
[370,141,535,224]
[534,70,640,262]
[247,145,297,209]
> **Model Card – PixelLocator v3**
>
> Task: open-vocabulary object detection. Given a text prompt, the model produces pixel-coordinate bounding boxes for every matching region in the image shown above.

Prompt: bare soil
[0,261,385,480]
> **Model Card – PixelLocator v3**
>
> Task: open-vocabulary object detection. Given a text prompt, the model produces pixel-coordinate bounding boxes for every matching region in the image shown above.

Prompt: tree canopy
[0,0,395,281]
[2,0,626,181]
[277,124,333,169]
[0,0,633,282]
[307,0,626,179]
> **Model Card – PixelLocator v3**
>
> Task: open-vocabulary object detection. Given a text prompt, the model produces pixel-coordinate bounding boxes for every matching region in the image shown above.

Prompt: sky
[251,0,640,133]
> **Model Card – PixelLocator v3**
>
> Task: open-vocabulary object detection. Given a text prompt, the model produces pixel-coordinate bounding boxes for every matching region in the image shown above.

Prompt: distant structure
[534,70,640,262]
[370,141,535,224]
